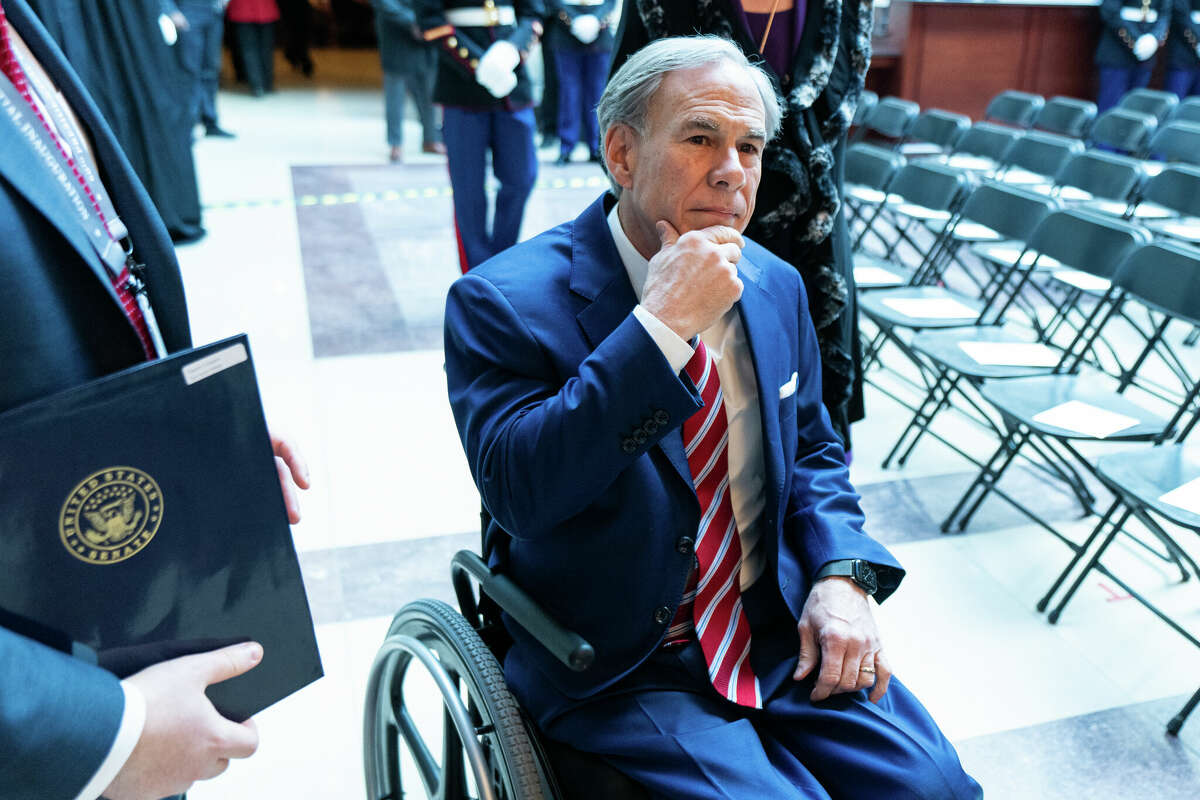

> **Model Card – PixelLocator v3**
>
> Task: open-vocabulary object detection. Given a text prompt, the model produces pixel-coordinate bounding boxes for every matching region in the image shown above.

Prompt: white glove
[475,40,521,98]
[1134,33,1158,61]
[570,14,602,45]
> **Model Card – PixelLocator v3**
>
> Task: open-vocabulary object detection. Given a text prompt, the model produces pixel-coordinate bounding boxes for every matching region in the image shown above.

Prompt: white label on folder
[1159,476,1200,516]
[182,343,248,386]
[957,341,1061,367]
[1031,400,1140,439]
[881,297,977,319]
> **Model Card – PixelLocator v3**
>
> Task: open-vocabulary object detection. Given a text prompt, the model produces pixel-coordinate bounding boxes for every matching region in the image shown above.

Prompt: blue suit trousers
[442,106,538,270]
[554,48,608,156]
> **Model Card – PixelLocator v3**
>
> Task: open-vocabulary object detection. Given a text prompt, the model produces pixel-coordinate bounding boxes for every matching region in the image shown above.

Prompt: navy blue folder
[0,335,322,722]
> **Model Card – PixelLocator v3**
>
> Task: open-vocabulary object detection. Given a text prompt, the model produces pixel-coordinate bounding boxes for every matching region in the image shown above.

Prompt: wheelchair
[362,512,652,800]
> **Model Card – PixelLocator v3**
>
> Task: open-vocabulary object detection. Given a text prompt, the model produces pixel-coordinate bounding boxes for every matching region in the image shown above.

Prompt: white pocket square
[779,372,798,399]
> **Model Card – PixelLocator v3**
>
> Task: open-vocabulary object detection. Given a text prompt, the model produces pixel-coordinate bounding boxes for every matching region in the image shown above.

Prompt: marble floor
[173,51,1200,799]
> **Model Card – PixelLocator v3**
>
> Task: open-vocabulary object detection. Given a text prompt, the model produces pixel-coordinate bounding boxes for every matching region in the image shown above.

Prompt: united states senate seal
[59,467,164,564]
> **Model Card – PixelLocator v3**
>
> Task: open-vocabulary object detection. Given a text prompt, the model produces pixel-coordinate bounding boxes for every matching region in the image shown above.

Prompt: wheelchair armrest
[451,550,595,672]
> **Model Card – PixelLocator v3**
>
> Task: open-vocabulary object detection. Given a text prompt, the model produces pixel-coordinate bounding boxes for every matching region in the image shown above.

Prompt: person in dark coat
[371,0,443,162]
[610,0,875,451]
[545,0,616,164]
[1095,0,1170,111]
[1167,0,1200,98]
[226,0,279,95]
[176,0,234,137]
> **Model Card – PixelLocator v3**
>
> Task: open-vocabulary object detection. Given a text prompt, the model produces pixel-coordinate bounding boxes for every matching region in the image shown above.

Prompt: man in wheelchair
[443,35,981,799]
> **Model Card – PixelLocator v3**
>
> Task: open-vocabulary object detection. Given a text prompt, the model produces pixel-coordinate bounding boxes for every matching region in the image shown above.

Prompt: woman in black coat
[611,0,873,451]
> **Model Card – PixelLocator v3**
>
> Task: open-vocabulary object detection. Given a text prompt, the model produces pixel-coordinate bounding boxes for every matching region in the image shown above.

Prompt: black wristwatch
[814,559,879,597]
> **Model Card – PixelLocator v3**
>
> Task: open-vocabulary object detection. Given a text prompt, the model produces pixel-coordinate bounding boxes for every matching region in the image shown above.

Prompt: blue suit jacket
[1,1,193,796]
[444,194,902,704]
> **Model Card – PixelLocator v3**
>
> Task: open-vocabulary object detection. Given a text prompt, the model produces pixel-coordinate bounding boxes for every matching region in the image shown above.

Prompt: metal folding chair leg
[1169,687,1200,735]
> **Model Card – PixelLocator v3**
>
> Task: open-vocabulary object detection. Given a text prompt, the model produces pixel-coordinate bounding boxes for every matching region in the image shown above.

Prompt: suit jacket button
[653,606,671,625]
[621,438,637,454]
[676,536,694,554]
[641,419,658,436]
[653,409,669,426]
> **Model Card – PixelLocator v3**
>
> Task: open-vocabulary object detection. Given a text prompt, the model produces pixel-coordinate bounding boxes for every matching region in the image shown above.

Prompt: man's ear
[604,124,637,192]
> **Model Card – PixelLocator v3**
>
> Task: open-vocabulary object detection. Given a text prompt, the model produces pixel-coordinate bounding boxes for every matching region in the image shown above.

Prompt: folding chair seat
[932,121,1021,175]
[1117,87,1180,124]
[942,243,1200,540]
[851,161,971,290]
[984,90,1044,129]
[891,212,1148,468]
[1086,108,1157,156]
[1032,96,1097,139]
[1171,96,1200,125]
[844,144,908,287]
[852,89,879,129]
[851,95,919,145]
[997,130,1084,188]
[898,108,970,158]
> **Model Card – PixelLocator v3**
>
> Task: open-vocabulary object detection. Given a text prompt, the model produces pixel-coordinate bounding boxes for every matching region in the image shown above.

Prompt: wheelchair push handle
[451,550,596,672]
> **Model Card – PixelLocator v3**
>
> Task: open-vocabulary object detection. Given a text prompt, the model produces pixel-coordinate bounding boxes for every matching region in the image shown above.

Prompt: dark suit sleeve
[0,626,126,800]
[444,273,702,539]
[781,278,904,603]
[1176,0,1200,49]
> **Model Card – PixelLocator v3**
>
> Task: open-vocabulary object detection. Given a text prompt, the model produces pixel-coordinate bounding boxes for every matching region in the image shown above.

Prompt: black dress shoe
[205,124,235,138]
[554,152,571,165]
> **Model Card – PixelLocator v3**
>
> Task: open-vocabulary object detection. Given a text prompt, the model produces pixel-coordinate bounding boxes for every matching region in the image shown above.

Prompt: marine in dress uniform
[415,0,545,272]
[1096,0,1171,111]
[545,0,615,164]
[1167,0,1200,98]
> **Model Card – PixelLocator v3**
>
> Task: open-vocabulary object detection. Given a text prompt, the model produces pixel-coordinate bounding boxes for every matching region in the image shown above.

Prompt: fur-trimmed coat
[610,0,873,446]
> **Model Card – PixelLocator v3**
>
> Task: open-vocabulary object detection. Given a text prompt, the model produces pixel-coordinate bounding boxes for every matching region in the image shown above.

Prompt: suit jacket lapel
[571,195,693,489]
[1,0,123,307]
[736,253,787,517]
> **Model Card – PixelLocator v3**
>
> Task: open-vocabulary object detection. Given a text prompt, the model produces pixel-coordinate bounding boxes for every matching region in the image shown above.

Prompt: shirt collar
[606,201,651,303]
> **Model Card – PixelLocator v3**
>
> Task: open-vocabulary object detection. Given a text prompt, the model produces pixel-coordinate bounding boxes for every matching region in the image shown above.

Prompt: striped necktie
[680,339,761,708]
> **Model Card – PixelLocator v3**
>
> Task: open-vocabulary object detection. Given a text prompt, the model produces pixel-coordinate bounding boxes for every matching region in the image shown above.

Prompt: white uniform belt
[1120,7,1158,23]
[565,0,605,6]
[445,7,516,26]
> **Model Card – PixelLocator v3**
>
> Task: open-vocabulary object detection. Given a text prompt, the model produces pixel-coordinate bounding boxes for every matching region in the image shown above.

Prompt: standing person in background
[1095,0,1170,111]
[0,1,310,797]
[227,0,279,96]
[546,0,615,164]
[414,0,545,272]
[610,0,874,452]
[372,0,445,162]
[1167,0,1200,99]
[536,6,559,149]
[178,0,234,137]
[278,0,315,76]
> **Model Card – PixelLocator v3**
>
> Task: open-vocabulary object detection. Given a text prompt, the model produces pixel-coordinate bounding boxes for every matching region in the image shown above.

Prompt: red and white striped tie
[680,339,761,708]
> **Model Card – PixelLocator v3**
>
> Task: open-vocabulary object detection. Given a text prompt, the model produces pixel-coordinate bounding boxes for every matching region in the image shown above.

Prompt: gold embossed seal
[59,467,163,564]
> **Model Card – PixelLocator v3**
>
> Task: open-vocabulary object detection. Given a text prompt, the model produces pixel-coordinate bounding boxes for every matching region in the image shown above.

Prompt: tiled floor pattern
[168,50,1200,798]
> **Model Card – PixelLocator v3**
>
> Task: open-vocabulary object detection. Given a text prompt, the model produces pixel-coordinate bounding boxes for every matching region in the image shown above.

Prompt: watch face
[854,560,879,595]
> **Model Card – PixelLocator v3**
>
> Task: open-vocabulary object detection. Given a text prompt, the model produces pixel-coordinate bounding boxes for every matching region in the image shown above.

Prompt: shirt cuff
[74,682,146,800]
[632,304,694,374]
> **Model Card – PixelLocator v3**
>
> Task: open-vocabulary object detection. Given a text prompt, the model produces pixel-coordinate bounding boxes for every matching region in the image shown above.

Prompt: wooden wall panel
[886,2,1101,119]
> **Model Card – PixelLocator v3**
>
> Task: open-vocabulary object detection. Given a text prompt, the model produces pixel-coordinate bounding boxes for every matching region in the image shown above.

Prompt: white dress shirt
[607,205,768,590]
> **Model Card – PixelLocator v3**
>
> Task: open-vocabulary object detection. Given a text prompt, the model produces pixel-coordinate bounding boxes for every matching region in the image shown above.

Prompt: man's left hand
[270,431,311,524]
[793,577,891,704]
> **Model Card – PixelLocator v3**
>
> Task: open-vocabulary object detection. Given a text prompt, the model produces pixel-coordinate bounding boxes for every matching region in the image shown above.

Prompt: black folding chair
[899,108,970,158]
[1134,164,1200,244]
[1041,149,1145,212]
[1087,108,1158,155]
[1141,120,1200,171]
[852,89,879,129]
[851,95,919,145]
[984,90,1044,129]
[1171,96,1200,125]
[934,121,1021,176]
[997,131,1085,188]
[1032,96,1097,139]
[1118,87,1180,123]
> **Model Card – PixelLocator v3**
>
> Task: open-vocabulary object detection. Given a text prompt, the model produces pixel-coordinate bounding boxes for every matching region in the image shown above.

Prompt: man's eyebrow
[679,116,767,141]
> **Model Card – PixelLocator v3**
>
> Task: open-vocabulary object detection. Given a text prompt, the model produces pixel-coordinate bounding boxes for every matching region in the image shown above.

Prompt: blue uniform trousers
[1166,67,1200,99]
[525,579,982,799]
[1097,64,1154,112]
[442,106,538,270]
[554,48,609,157]
[178,3,225,126]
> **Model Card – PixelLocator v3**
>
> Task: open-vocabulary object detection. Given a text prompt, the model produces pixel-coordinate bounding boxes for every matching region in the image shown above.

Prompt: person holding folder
[0,1,309,797]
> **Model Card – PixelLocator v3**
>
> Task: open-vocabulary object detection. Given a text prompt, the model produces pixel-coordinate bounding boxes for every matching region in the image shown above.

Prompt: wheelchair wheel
[364,598,550,800]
